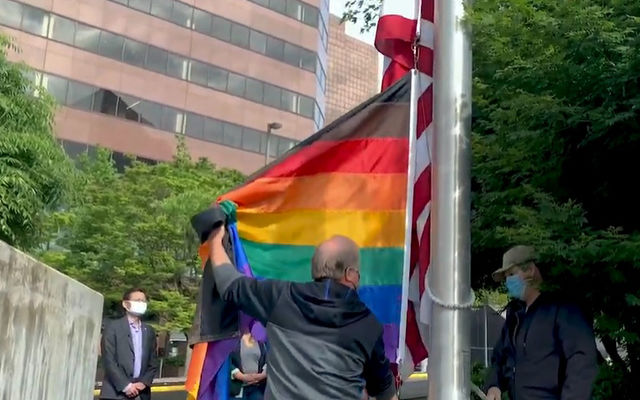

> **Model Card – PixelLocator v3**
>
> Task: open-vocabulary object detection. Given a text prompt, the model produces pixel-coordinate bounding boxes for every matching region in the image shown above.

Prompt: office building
[325,14,378,125]
[0,0,329,173]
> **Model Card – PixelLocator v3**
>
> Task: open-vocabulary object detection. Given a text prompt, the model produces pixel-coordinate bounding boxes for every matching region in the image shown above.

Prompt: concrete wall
[0,241,103,400]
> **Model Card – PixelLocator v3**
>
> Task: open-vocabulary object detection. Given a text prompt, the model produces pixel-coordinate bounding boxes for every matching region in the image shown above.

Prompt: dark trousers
[242,385,264,400]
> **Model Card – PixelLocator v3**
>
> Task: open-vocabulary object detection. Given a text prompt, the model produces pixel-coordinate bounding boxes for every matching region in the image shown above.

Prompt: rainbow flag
[185,73,411,400]
[220,74,411,361]
[186,219,262,400]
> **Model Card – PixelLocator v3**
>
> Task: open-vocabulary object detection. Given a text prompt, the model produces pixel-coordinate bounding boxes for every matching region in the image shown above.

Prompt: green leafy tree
[345,0,640,397]
[342,0,381,32]
[0,34,74,248]
[39,138,244,333]
[468,3,640,396]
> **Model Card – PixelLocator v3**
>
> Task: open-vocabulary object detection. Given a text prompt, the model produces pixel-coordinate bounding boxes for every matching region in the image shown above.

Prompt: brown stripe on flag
[241,72,411,185]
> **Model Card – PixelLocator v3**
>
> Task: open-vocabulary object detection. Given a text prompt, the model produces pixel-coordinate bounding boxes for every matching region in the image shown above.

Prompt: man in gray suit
[100,288,158,400]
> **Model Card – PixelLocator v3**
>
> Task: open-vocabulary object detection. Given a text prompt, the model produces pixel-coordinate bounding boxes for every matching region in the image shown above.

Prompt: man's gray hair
[311,235,360,280]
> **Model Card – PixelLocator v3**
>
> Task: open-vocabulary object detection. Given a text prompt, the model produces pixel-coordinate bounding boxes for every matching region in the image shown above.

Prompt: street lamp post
[265,122,282,165]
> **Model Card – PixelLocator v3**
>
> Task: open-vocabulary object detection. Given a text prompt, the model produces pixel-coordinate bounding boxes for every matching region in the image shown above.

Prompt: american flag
[374,0,434,378]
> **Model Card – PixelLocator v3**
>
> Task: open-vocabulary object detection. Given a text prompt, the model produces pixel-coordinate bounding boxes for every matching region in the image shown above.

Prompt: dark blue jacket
[485,294,599,400]
[214,263,396,400]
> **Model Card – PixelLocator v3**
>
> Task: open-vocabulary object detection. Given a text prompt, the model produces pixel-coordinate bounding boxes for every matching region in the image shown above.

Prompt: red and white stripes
[375,0,434,377]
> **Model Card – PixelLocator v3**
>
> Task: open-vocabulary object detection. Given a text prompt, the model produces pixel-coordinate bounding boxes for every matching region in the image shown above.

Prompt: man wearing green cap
[484,245,599,400]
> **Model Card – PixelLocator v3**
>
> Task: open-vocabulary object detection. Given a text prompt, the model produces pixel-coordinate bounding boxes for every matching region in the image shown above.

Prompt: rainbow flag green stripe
[242,239,404,286]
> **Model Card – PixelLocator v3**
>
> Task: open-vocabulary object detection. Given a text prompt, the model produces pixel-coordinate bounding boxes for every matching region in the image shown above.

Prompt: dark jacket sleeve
[484,319,509,392]
[363,334,395,400]
[230,348,241,372]
[101,321,131,392]
[213,263,287,324]
[140,326,159,387]
[557,305,599,400]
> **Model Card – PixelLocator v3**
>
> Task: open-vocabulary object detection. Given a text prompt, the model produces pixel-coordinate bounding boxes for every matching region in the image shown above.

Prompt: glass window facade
[36,71,298,156]
[0,0,321,123]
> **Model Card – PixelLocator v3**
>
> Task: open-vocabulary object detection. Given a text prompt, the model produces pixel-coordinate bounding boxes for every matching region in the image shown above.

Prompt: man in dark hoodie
[484,245,599,400]
[208,229,397,400]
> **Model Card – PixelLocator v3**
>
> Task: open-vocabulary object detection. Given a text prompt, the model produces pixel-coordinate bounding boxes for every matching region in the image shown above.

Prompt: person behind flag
[484,245,599,400]
[229,323,268,400]
[208,229,397,400]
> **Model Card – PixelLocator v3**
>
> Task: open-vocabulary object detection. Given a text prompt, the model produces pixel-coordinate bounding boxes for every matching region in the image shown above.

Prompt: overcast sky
[329,1,376,45]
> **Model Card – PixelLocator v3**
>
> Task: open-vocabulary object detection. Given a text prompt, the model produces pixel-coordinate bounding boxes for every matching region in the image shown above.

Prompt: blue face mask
[505,275,526,300]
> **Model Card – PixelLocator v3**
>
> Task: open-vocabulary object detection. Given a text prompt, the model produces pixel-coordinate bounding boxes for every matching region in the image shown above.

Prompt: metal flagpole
[428,0,473,397]
[397,68,420,366]
[397,0,423,369]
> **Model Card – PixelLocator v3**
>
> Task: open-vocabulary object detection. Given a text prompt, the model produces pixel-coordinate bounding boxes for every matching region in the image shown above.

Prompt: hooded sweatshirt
[213,263,395,400]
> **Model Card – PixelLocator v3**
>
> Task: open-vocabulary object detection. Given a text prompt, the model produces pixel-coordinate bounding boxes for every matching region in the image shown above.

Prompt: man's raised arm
[209,227,286,324]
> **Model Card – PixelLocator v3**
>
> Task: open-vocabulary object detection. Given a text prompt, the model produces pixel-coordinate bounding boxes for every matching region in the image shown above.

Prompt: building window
[266,136,278,157]
[299,96,314,119]
[207,68,228,91]
[285,1,302,20]
[116,94,141,122]
[129,0,152,13]
[21,6,49,36]
[227,73,246,98]
[94,90,119,115]
[303,6,319,27]
[242,128,262,153]
[269,0,286,14]
[185,112,205,138]
[22,7,49,36]
[43,74,68,104]
[300,49,316,72]
[107,0,322,82]
[74,23,100,53]
[263,84,282,109]
[278,137,295,155]
[223,124,243,148]
[139,100,163,128]
[160,106,182,133]
[6,1,320,122]
[204,119,224,143]
[0,0,23,28]
[170,1,192,28]
[192,9,212,35]
[230,24,250,48]
[211,16,231,42]
[150,0,172,21]
[123,38,147,67]
[146,45,168,74]
[265,37,284,60]
[98,31,124,60]
[249,30,267,54]
[283,43,300,68]
[248,0,321,30]
[189,60,209,86]
[167,53,188,80]
[49,15,75,45]
[40,71,300,156]
[245,79,264,103]
[66,81,95,110]
[281,91,298,114]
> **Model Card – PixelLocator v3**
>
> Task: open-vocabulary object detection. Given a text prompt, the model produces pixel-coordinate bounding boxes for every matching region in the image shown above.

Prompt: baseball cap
[492,245,537,282]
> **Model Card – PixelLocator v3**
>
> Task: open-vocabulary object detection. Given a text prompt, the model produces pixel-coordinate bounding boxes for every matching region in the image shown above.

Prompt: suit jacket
[100,317,159,400]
